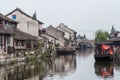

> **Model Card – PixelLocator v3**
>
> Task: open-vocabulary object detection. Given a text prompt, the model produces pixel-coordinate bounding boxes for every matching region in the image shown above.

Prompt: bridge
[76,39,95,48]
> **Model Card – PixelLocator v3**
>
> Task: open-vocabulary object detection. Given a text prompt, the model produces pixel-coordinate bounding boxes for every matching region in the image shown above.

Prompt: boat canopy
[101,45,111,50]
[101,45,113,55]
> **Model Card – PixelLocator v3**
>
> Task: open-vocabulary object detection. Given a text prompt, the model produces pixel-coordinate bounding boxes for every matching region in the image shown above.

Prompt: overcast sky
[0,0,120,39]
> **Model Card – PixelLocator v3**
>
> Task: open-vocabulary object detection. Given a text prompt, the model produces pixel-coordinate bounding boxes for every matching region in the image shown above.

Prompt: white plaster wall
[57,27,70,39]
[56,39,65,47]
[42,34,55,44]
[7,11,40,37]
[42,34,65,46]
[117,33,120,37]
[57,24,76,40]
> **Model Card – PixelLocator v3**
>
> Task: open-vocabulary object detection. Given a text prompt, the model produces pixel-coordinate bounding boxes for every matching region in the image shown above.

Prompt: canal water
[0,49,120,80]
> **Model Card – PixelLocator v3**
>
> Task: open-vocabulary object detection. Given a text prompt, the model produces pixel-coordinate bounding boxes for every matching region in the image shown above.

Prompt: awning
[101,45,111,50]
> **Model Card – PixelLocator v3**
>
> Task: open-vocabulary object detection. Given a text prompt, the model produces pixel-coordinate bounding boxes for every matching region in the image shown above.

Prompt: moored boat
[94,53,113,61]
[94,44,114,61]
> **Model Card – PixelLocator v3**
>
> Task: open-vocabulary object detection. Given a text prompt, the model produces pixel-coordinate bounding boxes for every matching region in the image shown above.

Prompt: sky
[0,0,120,39]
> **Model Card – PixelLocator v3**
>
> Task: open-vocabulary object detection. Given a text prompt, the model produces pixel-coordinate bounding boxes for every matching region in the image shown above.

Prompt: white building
[6,8,43,38]
[43,25,65,47]
[0,13,17,54]
[57,23,77,47]
[57,23,77,41]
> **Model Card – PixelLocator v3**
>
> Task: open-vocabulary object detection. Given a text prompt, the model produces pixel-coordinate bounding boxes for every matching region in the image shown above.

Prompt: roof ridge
[15,29,37,40]
[6,8,44,24]
[0,12,18,23]
[58,23,76,33]
[48,25,64,34]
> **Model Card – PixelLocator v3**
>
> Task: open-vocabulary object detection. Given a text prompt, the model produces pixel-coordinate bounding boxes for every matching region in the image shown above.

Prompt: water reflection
[54,55,76,75]
[76,48,93,58]
[94,61,114,78]
[114,61,120,73]
[2,49,120,80]
[0,54,76,80]
[43,54,76,79]
[0,62,47,80]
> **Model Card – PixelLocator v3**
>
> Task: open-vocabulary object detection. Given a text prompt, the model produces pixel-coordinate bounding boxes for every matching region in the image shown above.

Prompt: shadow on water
[75,48,93,58]
[114,61,120,73]
[94,61,114,79]
[54,54,76,73]
[0,54,76,80]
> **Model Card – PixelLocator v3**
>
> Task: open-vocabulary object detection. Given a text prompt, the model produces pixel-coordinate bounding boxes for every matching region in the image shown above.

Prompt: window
[12,15,16,19]
[21,41,24,46]
[0,35,2,45]
[16,40,18,46]
[7,35,10,44]
[5,21,10,28]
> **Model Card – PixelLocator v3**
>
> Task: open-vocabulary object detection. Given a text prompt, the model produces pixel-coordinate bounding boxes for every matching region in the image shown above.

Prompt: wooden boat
[94,54,113,61]
[94,44,114,61]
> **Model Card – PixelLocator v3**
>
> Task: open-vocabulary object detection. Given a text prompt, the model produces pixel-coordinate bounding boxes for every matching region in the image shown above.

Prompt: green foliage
[84,34,86,39]
[95,29,108,43]
[77,34,81,39]
[77,34,86,39]
[36,41,43,54]
[33,11,37,20]
[111,25,116,34]
[40,53,46,60]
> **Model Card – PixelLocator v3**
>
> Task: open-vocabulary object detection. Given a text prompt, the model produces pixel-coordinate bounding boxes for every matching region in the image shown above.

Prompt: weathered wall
[46,26,64,40]
[57,23,76,40]
[57,27,70,39]
[7,11,40,37]
[42,34,55,44]
[117,33,120,37]
[45,26,65,46]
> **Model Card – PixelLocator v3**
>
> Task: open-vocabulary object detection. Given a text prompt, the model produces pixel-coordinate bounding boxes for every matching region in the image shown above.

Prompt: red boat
[94,45,114,61]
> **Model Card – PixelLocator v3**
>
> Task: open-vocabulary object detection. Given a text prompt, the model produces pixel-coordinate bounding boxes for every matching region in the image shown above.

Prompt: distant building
[109,25,120,39]
[56,23,77,46]
[6,8,44,38]
[57,23,77,40]
[41,32,58,44]
[109,31,120,39]
[42,25,65,47]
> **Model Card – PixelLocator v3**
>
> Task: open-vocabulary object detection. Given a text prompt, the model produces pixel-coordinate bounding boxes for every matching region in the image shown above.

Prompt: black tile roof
[14,29,37,40]
[0,13,17,23]
[0,25,15,34]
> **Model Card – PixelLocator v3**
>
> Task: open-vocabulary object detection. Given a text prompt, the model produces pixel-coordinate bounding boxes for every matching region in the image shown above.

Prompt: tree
[95,29,108,43]
[33,11,37,20]
[111,25,116,34]
[77,34,81,39]
[84,34,86,39]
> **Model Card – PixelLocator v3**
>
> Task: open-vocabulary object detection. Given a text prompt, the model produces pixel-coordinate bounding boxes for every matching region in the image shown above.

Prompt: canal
[0,49,120,80]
